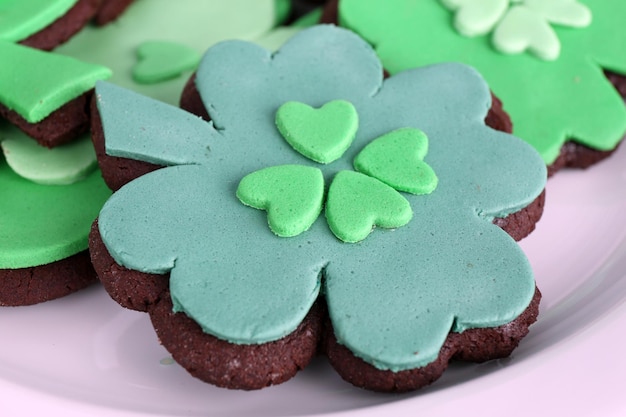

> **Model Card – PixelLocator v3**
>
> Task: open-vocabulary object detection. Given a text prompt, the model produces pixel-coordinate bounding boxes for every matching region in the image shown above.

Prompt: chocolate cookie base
[0,91,92,148]
[0,251,98,306]
[324,287,540,392]
[93,0,135,26]
[90,204,541,392]
[18,0,101,51]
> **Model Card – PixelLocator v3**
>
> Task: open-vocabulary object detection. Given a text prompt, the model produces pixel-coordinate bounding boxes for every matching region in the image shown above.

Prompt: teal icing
[96,81,220,166]
[97,26,546,371]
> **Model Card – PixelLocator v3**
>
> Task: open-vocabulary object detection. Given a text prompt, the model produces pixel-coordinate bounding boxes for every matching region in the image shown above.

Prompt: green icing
[339,0,626,164]
[274,0,291,24]
[0,123,111,269]
[96,26,546,371]
[354,127,438,195]
[237,165,325,237]
[0,41,111,123]
[325,170,412,243]
[55,0,298,106]
[1,128,96,185]
[0,0,77,42]
[133,41,202,84]
[276,100,358,164]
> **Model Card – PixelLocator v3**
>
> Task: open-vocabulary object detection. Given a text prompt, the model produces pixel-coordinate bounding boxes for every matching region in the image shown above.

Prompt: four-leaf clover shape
[96,26,546,372]
[441,0,592,60]
[236,100,438,243]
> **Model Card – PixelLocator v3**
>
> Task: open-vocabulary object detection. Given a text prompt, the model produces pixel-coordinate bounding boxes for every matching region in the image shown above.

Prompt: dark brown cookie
[93,0,135,26]
[18,0,102,51]
[150,293,323,390]
[324,287,541,392]
[89,219,168,312]
[0,90,92,149]
[90,220,541,391]
[0,251,98,306]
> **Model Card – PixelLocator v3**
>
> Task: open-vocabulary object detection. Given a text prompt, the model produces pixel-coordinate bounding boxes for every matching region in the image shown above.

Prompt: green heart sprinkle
[1,127,97,185]
[354,127,438,195]
[236,165,325,237]
[133,41,201,84]
[276,100,358,164]
[325,170,412,243]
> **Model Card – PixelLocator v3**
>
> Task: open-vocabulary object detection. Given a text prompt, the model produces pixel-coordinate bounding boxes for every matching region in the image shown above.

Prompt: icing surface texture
[0,122,112,269]
[340,0,626,164]
[0,0,77,42]
[97,26,546,371]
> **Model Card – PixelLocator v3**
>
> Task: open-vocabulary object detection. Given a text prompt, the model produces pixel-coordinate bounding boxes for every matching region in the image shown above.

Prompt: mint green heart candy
[354,127,438,195]
[236,165,325,237]
[325,170,412,243]
[133,41,201,84]
[276,100,358,164]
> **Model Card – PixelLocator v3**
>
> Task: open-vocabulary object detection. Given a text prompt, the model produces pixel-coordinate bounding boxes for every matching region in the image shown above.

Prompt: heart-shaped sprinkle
[441,0,509,36]
[325,170,412,243]
[1,129,96,185]
[524,0,591,27]
[133,41,201,84]
[275,100,358,164]
[493,6,560,60]
[354,127,438,195]
[236,165,325,237]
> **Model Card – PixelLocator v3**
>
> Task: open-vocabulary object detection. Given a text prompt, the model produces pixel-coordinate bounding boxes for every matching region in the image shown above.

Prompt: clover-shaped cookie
[93,25,546,391]
[338,0,626,169]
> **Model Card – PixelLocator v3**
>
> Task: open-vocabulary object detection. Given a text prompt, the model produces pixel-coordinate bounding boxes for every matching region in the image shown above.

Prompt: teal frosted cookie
[335,0,626,173]
[91,25,546,391]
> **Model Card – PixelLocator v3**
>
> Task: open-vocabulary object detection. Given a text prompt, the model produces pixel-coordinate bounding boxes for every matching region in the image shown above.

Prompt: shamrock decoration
[441,0,592,60]
[96,26,546,372]
[339,0,626,166]
[237,100,438,242]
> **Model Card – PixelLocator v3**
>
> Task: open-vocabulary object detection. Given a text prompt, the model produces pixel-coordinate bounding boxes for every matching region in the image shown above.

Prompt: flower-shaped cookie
[96,26,545,379]
[339,0,626,166]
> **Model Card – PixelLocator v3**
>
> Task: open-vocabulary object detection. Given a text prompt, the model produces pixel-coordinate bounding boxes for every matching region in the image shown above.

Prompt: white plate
[2,142,626,417]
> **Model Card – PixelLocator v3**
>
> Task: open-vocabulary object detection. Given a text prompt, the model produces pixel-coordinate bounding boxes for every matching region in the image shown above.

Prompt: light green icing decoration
[133,41,202,84]
[56,0,296,106]
[0,0,77,42]
[1,131,96,185]
[441,0,592,60]
[236,165,325,237]
[0,122,112,269]
[325,170,412,243]
[96,26,546,370]
[339,0,626,165]
[242,105,428,242]
[354,128,438,195]
[0,41,111,123]
[276,100,358,164]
